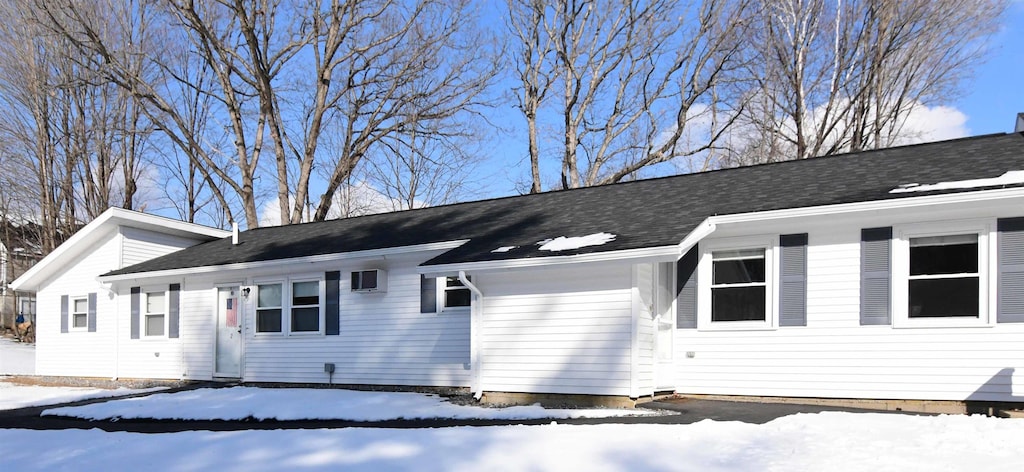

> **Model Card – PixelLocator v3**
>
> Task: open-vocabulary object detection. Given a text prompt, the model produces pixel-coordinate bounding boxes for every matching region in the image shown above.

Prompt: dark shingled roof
[106,132,1024,276]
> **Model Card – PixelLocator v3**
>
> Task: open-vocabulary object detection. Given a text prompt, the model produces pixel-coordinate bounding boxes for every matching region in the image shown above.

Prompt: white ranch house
[12,132,1024,405]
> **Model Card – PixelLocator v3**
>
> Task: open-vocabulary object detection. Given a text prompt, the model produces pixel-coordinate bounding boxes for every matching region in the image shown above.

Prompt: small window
[256,284,283,333]
[144,292,165,336]
[444,276,471,308]
[908,234,979,318]
[72,297,88,329]
[710,249,766,322]
[291,281,320,332]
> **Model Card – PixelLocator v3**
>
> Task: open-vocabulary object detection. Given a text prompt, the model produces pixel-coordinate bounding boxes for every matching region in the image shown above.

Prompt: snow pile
[42,387,656,421]
[3,412,1024,471]
[890,170,1024,193]
[0,380,166,410]
[0,337,34,375]
[537,232,616,252]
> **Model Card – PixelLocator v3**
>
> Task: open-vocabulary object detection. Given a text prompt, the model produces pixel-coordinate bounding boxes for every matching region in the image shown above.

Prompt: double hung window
[443,276,471,309]
[710,249,767,322]
[71,297,88,329]
[144,292,166,337]
[908,234,980,318]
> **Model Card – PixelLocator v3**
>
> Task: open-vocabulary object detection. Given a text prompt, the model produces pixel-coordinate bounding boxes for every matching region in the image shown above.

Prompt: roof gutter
[459,270,485,400]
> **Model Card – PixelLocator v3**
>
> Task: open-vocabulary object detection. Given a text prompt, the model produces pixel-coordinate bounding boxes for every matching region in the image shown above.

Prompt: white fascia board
[707,187,1024,226]
[11,208,228,292]
[419,245,681,276]
[107,208,231,240]
[97,239,470,283]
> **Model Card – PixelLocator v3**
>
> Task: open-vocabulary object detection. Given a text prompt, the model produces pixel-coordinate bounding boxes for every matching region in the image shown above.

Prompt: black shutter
[87,292,97,332]
[60,295,69,333]
[420,275,437,313]
[676,247,699,329]
[168,284,180,338]
[779,233,808,327]
[325,271,341,334]
[130,287,141,339]
[860,227,892,325]
[997,217,1024,323]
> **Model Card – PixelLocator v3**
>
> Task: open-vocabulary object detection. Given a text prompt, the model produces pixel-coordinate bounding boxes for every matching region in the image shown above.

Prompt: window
[908,234,979,318]
[144,292,165,336]
[71,297,88,329]
[443,276,471,309]
[256,283,283,333]
[255,278,323,334]
[291,281,320,332]
[698,236,775,330]
[711,249,767,322]
[892,220,991,328]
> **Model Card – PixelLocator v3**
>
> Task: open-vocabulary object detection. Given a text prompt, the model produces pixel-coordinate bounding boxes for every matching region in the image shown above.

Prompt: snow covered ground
[42,386,656,421]
[5,384,1024,470]
[0,337,34,375]
[0,380,166,410]
[3,412,1024,471]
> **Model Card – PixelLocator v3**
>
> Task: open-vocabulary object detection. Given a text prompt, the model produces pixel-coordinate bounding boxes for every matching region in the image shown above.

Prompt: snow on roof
[491,246,518,253]
[537,232,616,252]
[890,170,1024,193]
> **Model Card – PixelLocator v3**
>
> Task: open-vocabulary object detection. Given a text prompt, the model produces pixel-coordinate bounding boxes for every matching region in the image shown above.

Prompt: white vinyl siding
[120,227,201,267]
[477,263,634,396]
[36,224,211,380]
[34,234,119,378]
[242,258,471,386]
[676,220,1024,402]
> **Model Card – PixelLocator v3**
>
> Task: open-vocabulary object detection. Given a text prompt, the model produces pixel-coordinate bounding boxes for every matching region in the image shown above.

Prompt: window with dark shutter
[998,217,1024,323]
[860,227,892,325]
[420,275,437,313]
[779,234,808,327]
[676,247,698,329]
[326,271,341,335]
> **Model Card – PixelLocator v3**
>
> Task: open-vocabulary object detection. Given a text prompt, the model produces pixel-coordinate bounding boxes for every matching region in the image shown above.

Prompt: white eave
[10,208,231,292]
[97,239,471,283]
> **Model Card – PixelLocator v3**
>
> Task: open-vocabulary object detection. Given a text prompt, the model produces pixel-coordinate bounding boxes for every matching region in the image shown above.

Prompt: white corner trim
[98,240,471,283]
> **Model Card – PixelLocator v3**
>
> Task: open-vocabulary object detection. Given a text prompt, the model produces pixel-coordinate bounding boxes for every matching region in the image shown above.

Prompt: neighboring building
[12,132,1024,405]
[1,222,44,333]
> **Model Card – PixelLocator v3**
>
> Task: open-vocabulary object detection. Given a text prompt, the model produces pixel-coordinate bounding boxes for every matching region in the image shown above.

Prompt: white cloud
[889,105,970,145]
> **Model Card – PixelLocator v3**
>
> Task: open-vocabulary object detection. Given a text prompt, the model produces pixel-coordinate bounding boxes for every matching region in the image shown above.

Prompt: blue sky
[954,2,1024,135]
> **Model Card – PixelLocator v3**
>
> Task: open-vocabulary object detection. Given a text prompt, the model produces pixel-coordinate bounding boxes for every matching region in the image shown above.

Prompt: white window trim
[142,289,168,339]
[253,275,326,336]
[288,277,325,335]
[254,280,285,336]
[69,295,89,332]
[436,276,471,313]
[892,219,994,328]
[698,235,777,331]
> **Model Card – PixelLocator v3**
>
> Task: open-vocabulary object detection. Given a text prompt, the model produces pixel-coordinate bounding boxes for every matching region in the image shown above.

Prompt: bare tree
[32,0,497,228]
[507,0,554,193]
[506,0,752,190]
[727,0,1005,165]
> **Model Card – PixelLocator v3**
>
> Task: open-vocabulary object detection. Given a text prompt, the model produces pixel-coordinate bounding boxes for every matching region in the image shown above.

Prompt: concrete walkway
[0,388,902,433]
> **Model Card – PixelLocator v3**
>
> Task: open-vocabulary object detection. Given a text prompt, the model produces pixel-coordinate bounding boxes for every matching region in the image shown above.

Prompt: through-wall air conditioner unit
[351,269,387,293]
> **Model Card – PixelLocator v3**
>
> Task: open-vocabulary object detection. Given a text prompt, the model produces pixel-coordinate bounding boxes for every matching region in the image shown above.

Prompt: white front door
[654,262,675,390]
[215,286,242,377]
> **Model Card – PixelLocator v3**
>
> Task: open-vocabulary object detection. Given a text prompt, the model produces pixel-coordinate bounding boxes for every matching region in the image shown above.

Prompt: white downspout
[459,270,484,400]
